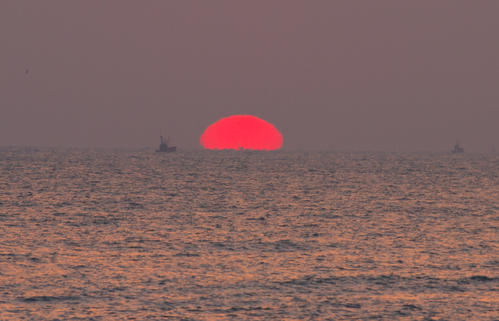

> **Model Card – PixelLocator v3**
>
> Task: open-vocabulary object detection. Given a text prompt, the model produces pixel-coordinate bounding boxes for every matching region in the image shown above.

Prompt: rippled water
[0,148,497,320]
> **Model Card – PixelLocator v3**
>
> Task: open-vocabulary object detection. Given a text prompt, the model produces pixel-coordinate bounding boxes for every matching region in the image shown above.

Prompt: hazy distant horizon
[1,1,498,152]
[2,143,497,154]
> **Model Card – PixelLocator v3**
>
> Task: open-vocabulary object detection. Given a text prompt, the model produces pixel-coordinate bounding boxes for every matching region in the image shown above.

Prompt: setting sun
[200,115,283,150]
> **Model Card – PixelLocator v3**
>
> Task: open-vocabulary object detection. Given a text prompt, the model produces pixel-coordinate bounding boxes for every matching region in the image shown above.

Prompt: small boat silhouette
[451,141,464,154]
[156,136,176,153]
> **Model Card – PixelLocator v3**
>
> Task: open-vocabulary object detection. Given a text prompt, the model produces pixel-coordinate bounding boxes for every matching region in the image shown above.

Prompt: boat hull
[156,147,176,153]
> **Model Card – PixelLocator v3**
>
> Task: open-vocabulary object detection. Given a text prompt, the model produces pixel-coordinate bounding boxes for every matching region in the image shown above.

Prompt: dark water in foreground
[0,149,497,320]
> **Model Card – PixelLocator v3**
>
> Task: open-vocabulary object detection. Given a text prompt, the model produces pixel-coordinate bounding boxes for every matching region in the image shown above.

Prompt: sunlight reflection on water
[0,149,497,320]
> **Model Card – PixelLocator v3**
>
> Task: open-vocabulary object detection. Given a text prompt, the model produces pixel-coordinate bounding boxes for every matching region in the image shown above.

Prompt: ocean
[0,148,497,320]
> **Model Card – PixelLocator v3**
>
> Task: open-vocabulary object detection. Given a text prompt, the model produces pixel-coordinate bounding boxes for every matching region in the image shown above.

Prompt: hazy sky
[1,1,498,151]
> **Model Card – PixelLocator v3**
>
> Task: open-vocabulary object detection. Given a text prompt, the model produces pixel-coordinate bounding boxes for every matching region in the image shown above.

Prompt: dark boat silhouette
[451,141,464,154]
[156,136,176,153]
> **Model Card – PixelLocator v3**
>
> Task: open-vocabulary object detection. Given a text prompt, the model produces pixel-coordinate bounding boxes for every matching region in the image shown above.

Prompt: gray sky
[1,1,498,151]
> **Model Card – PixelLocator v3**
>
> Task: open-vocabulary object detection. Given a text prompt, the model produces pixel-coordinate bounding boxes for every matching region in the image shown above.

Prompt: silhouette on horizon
[452,141,464,154]
[156,136,176,153]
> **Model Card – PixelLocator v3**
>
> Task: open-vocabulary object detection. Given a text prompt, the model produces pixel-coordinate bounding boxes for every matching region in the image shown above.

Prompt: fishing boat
[156,136,176,153]
[451,141,464,154]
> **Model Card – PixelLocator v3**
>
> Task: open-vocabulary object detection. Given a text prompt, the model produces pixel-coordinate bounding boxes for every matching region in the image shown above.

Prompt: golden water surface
[0,149,497,320]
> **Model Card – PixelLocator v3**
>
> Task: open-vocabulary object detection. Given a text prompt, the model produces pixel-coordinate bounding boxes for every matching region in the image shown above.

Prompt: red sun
[200,115,283,150]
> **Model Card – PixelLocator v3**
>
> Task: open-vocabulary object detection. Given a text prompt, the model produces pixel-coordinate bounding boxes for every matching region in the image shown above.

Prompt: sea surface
[0,148,497,320]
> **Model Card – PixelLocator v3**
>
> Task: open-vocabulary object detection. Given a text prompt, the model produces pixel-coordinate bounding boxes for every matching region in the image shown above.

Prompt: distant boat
[451,141,464,154]
[156,136,176,153]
